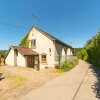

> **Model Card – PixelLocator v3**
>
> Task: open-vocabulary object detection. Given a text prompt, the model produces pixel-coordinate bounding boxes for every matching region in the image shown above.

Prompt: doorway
[27,56,34,68]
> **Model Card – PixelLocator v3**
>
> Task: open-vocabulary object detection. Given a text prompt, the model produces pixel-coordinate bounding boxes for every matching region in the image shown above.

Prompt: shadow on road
[90,64,100,99]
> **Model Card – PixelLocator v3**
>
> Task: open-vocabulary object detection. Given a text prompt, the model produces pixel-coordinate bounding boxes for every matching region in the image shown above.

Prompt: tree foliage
[74,48,88,60]
[0,50,7,58]
[75,32,100,67]
[19,32,29,47]
[85,32,100,67]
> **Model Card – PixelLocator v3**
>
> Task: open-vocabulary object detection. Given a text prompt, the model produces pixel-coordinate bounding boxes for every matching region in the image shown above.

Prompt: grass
[5,73,27,88]
[10,75,27,88]
[54,69,65,73]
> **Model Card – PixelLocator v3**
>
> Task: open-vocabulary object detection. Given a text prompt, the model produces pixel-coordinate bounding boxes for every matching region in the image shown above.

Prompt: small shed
[5,46,39,70]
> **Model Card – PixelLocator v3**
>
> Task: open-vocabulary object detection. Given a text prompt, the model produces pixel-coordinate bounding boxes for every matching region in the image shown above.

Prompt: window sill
[41,62,47,64]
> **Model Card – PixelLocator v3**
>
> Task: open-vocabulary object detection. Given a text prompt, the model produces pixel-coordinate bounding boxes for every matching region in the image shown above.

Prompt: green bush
[60,58,79,71]
[85,32,100,67]
[77,51,82,59]
[76,32,100,67]
[75,48,88,60]
[60,61,70,71]
[75,32,100,68]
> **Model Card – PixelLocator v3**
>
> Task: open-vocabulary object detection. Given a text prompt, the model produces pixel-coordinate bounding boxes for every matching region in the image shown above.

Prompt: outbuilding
[5,46,39,70]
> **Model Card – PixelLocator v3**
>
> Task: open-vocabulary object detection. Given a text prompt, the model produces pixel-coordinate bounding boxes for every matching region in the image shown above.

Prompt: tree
[85,32,100,67]
[0,50,7,58]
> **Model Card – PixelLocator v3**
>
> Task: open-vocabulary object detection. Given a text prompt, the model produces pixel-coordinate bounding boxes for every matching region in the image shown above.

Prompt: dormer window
[31,39,36,48]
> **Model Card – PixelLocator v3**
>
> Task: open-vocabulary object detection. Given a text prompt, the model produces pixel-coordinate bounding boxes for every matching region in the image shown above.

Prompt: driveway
[19,60,100,100]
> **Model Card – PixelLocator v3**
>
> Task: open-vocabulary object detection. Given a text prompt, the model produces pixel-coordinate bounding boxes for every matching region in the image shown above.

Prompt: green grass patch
[54,69,65,73]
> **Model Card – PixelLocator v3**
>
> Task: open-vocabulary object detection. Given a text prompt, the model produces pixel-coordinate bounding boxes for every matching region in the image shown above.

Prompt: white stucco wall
[17,52,26,67]
[67,48,71,55]
[67,48,73,56]
[54,42,73,64]
[54,43,67,63]
[5,49,15,66]
[28,28,55,70]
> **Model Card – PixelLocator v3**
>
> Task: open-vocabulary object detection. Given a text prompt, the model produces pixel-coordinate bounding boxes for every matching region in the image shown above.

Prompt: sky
[0,0,100,50]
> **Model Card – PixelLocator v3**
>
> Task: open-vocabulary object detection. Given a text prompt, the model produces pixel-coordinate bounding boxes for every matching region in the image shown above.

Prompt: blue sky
[0,0,100,50]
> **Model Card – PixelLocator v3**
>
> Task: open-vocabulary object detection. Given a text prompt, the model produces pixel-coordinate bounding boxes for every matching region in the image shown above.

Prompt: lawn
[0,65,62,100]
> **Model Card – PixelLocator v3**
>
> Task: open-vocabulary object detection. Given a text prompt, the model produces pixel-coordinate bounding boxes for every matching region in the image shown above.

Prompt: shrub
[85,32,100,67]
[76,48,88,60]
[60,58,79,71]
[75,32,100,67]
[60,61,70,71]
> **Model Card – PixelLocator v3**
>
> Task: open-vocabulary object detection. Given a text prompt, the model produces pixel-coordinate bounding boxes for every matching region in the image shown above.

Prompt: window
[31,39,36,48]
[49,48,51,52]
[41,54,47,63]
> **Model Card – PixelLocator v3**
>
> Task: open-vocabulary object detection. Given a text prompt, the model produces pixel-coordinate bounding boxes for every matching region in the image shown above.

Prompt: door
[27,56,34,68]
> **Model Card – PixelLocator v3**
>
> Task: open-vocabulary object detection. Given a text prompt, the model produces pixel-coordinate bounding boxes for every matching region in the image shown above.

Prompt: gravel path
[19,60,99,100]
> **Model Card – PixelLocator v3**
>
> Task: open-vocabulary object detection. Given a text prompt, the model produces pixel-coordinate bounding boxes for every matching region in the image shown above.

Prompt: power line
[31,15,40,21]
[31,14,41,27]
[31,14,46,26]
[0,22,28,29]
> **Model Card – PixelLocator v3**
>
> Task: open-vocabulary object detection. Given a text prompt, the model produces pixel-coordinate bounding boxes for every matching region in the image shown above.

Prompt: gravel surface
[20,60,99,100]
[0,66,61,100]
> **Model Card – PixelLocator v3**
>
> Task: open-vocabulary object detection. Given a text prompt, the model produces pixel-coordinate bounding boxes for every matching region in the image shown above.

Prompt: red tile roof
[12,46,38,56]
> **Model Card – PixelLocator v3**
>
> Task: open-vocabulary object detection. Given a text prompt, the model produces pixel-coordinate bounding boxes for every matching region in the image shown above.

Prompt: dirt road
[19,60,100,100]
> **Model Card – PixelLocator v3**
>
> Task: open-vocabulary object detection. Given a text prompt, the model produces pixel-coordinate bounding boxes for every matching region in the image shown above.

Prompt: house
[5,26,74,70]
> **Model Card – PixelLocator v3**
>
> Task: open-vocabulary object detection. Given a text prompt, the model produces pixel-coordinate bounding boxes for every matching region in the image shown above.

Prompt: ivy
[19,32,29,47]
